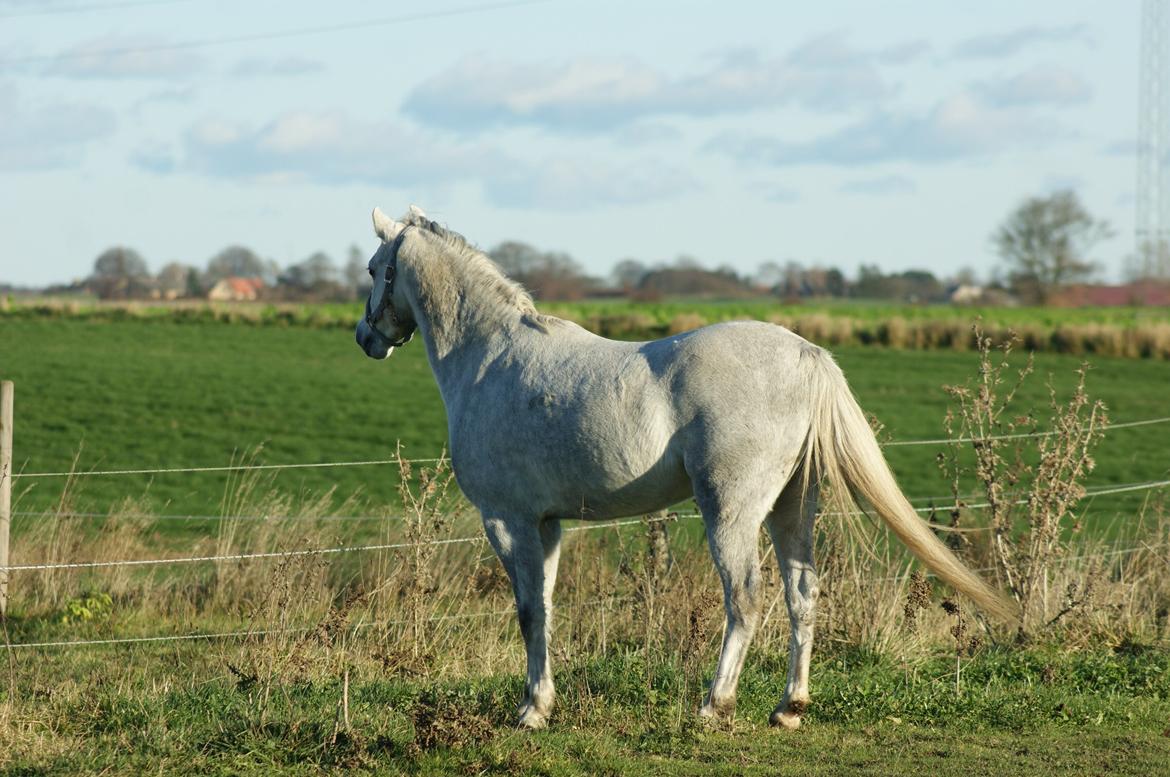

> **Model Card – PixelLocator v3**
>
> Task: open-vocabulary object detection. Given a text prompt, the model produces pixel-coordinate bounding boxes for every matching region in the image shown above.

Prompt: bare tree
[611,258,648,290]
[753,260,784,292]
[156,262,194,299]
[205,245,272,283]
[90,247,150,299]
[489,241,593,300]
[282,251,338,288]
[344,244,371,297]
[993,190,1112,304]
[93,246,148,280]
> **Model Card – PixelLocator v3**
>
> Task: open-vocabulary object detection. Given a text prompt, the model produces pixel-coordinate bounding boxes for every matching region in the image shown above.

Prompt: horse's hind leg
[694,486,771,719]
[481,514,562,729]
[764,478,819,729]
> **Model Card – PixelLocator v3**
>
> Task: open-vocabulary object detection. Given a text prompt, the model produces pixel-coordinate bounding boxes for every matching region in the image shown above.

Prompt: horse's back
[448,318,824,520]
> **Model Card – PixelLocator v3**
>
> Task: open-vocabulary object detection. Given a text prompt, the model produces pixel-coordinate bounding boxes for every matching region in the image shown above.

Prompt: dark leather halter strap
[364,225,417,348]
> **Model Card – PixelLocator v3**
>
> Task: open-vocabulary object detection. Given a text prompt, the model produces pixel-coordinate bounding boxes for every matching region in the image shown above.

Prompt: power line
[0,0,555,66]
[0,0,193,20]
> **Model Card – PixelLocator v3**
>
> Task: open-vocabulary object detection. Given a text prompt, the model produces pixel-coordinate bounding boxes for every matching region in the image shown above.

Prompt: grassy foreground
[2,643,1167,774]
[0,312,1167,773]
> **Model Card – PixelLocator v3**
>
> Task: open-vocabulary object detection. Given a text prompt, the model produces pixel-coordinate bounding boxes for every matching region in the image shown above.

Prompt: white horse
[356,206,1015,730]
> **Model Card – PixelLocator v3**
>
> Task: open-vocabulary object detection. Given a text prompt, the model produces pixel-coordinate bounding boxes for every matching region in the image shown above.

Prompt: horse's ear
[409,204,427,219]
[372,207,404,242]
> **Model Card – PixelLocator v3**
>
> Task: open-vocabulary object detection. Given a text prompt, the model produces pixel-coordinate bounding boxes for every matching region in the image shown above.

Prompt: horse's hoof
[769,710,802,729]
[770,700,807,730]
[517,705,548,730]
[699,696,735,723]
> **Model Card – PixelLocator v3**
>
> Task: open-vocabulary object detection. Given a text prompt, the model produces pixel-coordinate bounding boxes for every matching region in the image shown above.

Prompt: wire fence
[9,536,1169,651]
[2,597,632,651]
[1,517,657,572]
[11,476,1170,532]
[12,414,1170,481]
[7,477,1170,572]
[3,413,1167,650]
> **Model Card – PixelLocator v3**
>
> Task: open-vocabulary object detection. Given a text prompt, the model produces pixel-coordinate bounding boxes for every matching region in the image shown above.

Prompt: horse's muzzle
[355,319,393,360]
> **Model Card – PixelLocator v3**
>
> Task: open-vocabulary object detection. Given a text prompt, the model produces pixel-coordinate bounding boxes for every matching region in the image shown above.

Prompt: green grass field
[4,643,1168,774]
[1,317,1167,527]
[1,313,1169,774]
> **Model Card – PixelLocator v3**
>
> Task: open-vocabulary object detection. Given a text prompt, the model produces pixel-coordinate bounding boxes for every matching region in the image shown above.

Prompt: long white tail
[800,347,1018,622]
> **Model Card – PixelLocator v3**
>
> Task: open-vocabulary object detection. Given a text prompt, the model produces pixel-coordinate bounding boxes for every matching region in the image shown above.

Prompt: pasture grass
[1,640,1167,774]
[0,443,1166,774]
[1,317,1167,527]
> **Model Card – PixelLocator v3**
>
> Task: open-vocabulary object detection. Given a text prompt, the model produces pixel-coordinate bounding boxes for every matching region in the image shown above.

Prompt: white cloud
[952,25,1092,60]
[0,81,115,169]
[839,175,916,195]
[487,157,697,209]
[46,35,203,79]
[131,143,177,174]
[230,56,324,78]
[973,65,1091,107]
[707,92,1066,167]
[748,182,801,203]
[1103,139,1138,157]
[132,85,197,114]
[158,109,692,210]
[1042,174,1084,193]
[876,40,932,65]
[403,35,903,133]
[177,111,502,188]
[613,121,683,146]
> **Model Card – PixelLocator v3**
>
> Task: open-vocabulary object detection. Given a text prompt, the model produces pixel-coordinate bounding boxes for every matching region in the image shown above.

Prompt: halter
[364,226,417,349]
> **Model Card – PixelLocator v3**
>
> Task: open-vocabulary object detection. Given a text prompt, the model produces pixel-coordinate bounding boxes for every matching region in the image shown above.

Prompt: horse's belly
[527,413,689,516]
[570,466,694,521]
[450,409,690,520]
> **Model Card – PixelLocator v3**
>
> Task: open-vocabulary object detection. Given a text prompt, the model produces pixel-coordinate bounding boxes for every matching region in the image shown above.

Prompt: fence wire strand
[6,480,1170,570]
[1,517,667,572]
[3,597,632,651]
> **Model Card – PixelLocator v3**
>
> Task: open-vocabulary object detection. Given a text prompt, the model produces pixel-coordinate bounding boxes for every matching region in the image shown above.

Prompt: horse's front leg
[482,514,562,729]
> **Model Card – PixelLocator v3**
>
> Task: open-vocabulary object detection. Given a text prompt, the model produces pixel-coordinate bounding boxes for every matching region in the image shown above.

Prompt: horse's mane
[401,212,558,333]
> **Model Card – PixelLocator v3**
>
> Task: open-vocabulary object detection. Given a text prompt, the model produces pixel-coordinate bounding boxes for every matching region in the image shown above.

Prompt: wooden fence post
[0,381,12,620]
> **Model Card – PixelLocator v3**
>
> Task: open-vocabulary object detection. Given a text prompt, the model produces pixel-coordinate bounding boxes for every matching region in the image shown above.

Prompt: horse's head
[355,206,421,359]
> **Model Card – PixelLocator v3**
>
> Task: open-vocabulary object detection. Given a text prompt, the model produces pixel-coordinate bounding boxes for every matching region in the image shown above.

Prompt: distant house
[949,284,984,304]
[1052,282,1170,307]
[208,277,265,302]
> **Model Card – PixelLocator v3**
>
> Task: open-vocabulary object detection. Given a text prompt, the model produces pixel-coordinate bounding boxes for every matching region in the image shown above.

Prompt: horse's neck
[403,257,526,393]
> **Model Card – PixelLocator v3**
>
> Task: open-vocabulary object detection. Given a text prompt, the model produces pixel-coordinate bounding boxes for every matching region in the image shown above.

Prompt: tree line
[75,189,1130,304]
[82,244,373,302]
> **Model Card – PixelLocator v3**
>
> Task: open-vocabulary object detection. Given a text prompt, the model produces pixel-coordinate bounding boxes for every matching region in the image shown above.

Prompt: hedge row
[4,300,1170,358]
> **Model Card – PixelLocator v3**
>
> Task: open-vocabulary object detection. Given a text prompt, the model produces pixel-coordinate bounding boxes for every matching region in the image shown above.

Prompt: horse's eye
[368,267,375,278]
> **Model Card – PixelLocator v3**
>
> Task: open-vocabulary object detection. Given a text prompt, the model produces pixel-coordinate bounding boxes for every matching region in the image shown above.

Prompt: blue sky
[0,0,1141,287]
